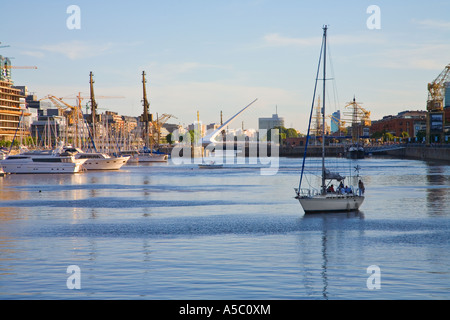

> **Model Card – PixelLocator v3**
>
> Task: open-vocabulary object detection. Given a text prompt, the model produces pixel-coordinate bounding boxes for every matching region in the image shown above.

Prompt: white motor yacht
[0,153,86,174]
[63,147,130,170]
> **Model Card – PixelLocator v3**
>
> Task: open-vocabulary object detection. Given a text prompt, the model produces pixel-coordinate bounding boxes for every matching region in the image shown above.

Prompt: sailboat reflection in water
[294,26,365,214]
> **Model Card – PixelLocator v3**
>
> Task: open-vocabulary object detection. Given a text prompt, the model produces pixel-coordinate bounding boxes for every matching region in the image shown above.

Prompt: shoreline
[280,144,450,162]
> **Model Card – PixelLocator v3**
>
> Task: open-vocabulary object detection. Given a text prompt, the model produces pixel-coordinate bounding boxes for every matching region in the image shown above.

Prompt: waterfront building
[206,123,221,131]
[331,110,340,133]
[445,106,450,124]
[0,55,12,83]
[445,82,450,108]
[370,110,427,138]
[188,122,206,136]
[163,123,183,134]
[258,113,285,132]
[0,79,27,141]
[103,111,125,132]
[285,136,307,147]
[30,113,67,146]
[122,115,138,133]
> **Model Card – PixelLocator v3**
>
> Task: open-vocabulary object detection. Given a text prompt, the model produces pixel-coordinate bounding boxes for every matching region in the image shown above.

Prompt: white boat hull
[81,156,130,170]
[62,147,130,170]
[0,158,86,174]
[298,194,364,213]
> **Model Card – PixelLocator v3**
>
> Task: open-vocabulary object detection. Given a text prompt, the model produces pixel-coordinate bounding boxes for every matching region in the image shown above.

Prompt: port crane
[427,63,450,111]
[153,113,177,145]
[39,95,86,147]
[61,92,124,114]
[0,58,37,81]
[140,71,152,148]
[39,95,80,121]
[139,71,177,145]
[426,63,450,143]
[3,65,37,69]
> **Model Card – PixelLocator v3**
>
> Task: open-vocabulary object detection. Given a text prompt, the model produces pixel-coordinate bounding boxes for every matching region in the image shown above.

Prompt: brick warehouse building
[370,110,427,138]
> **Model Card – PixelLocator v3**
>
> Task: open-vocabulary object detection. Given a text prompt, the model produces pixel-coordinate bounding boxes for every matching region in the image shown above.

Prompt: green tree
[188,129,201,144]
[266,126,300,142]
[371,131,383,140]
[286,128,298,138]
[166,133,173,144]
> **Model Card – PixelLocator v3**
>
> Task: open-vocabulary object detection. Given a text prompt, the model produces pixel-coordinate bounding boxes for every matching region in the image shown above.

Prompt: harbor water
[0,157,449,300]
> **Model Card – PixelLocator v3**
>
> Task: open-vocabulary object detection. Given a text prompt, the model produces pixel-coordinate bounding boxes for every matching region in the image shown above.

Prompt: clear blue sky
[2,0,450,132]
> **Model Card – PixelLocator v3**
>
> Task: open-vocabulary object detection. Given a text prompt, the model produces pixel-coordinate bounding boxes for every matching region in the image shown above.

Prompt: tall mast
[321,25,327,195]
[89,71,97,126]
[142,71,151,148]
[89,72,98,150]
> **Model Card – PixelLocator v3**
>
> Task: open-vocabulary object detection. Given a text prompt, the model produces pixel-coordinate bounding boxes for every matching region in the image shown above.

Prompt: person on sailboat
[327,184,335,193]
[358,180,365,196]
[338,181,344,193]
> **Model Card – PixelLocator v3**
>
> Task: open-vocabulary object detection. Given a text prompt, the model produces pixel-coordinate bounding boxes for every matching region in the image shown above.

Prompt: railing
[295,187,321,198]
[365,144,405,153]
[295,186,363,198]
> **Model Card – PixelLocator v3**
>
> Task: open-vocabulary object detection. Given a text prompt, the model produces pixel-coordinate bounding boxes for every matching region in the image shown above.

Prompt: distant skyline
[2,0,450,133]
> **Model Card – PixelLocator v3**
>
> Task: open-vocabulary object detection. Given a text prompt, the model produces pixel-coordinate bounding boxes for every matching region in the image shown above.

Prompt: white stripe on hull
[1,162,84,174]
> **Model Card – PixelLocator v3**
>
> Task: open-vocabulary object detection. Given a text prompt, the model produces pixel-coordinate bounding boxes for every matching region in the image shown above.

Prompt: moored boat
[0,153,86,174]
[63,147,130,170]
[346,144,365,159]
[133,152,168,163]
[198,160,223,169]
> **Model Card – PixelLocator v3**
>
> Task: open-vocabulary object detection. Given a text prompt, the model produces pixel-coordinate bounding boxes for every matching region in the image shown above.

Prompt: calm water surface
[0,157,449,299]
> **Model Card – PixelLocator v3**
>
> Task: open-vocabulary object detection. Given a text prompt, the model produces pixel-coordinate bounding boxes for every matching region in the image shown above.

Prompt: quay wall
[158,144,449,161]
[385,145,450,161]
[280,145,344,157]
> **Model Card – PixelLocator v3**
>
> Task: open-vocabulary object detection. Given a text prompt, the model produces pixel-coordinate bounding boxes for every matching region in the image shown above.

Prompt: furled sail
[324,169,345,181]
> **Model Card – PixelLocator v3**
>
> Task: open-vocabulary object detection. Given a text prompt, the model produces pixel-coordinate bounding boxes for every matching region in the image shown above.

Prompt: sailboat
[294,26,365,214]
[132,71,169,163]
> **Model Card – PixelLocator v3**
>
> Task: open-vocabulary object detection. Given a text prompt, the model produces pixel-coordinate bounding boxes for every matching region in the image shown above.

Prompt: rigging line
[297,32,325,194]
[83,117,98,153]
[326,37,340,112]
[8,110,24,154]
